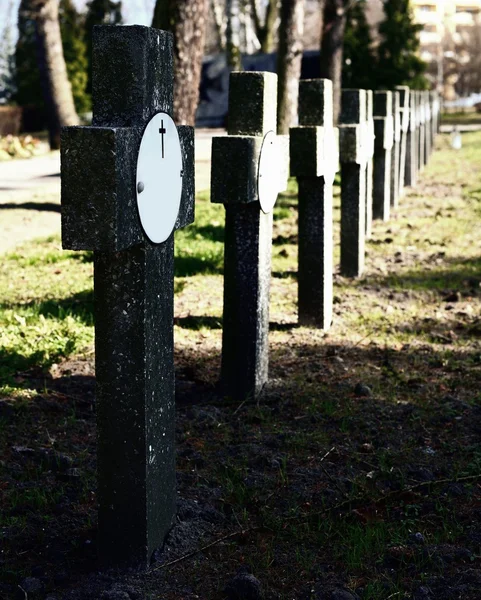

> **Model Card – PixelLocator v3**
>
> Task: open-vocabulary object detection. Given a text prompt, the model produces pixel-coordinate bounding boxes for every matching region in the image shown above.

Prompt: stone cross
[339,89,368,278]
[405,89,418,188]
[430,90,439,151]
[211,72,288,399]
[431,90,440,138]
[424,90,432,165]
[373,90,394,221]
[61,25,195,568]
[290,78,339,328]
[417,91,426,172]
[365,90,375,238]
[390,90,401,209]
[395,86,410,198]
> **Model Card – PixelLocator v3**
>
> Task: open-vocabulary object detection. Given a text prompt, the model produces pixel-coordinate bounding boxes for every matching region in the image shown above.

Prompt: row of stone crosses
[60,26,440,568]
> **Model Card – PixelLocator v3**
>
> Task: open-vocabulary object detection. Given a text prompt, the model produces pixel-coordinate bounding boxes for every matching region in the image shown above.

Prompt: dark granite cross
[373,90,394,221]
[61,25,194,568]
[339,89,369,278]
[290,78,339,328]
[211,71,288,400]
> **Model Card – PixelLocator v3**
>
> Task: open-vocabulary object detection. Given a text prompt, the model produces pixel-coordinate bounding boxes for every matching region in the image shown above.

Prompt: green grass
[1,132,481,598]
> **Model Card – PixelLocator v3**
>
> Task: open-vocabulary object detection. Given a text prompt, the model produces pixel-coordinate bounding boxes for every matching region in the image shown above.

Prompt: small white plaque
[136,112,183,244]
[258,131,286,214]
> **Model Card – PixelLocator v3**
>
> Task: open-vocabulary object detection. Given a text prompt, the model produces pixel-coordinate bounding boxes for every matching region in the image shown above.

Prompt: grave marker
[424,91,431,165]
[390,90,401,209]
[365,90,375,238]
[211,72,288,399]
[61,25,195,567]
[373,90,394,221]
[417,91,426,172]
[405,90,418,188]
[290,78,339,328]
[339,89,368,278]
[396,86,410,198]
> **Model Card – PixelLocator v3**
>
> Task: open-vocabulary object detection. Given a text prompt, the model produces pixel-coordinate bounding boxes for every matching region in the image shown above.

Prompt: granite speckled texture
[365,90,375,239]
[396,86,410,197]
[61,25,194,568]
[222,204,272,397]
[213,71,282,399]
[177,125,196,229]
[298,79,333,127]
[405,90,418,188]
[373,91,393,222]
[390,91,401,208]
[92,26,174,128]
[340,89,366,124]
[210,136,263,204]
[423,91,431,164]
[417,91,426,172]
[289,126,324,178]
[61,126,143,252]
[291,78,337,328]
[227,71,277,136]
[339,89,367,278]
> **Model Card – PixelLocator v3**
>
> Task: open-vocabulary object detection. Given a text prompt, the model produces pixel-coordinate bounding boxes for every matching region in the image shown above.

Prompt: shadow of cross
[211,71,289,401]
[290,78,339,330]
[60,25,195,569]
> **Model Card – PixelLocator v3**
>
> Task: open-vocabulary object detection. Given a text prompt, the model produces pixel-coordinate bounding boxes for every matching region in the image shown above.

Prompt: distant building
[412,0,481,98]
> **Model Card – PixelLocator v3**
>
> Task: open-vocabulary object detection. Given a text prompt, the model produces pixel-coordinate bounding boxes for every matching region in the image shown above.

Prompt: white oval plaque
[258,131,280,214]
[136,112,183,244]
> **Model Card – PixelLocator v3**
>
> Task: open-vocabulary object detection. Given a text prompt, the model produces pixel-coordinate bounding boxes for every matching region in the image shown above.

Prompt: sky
[0,0,156,40]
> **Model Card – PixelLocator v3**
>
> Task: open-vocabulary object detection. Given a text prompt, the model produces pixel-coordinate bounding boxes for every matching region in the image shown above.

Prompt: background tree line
[2,0,426,149]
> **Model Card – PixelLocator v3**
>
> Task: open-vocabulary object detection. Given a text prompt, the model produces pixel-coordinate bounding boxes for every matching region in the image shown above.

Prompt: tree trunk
[226,0,242,69]
[251,0,279,53]
[152,0,208,125]
[277,0,305,134]
[32,0,79,149]
[211,0,226,50]
[319,0,347,123]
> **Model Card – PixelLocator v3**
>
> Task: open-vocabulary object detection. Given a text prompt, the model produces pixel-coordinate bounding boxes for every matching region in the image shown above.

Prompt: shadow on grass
[187,224,224,244]
[174,315,222,330]
[1,336,481,596]
[0,202,60,212]
[367,255,481,293]
[175,255,223,277]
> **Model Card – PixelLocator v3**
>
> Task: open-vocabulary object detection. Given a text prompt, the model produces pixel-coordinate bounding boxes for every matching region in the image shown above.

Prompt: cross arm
[61,125,144,252]
[61,123,195,252]
[374,116,394,151]
[338,124,364,165]
[176,125,195,229]
[290,126,339,181]
[211,134,288,205]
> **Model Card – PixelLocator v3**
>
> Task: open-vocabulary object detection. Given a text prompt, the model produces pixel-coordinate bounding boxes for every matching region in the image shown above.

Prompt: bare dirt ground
[1,133,480,600]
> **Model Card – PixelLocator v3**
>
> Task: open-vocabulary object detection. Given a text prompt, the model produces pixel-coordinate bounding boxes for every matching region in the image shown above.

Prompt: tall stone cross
[405,89,418,188]
[396,86,410,198]
[429,90,439,151]
[373,90,394,221]
[211,72,288,399]
[339,89,368,278]
[417,91,426,172]
[365,90,375,238]
[424,91,432,165]
[61,26,195,567]
[290,78,339,328]
[390,90,401,209]
[431,91,440,139]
